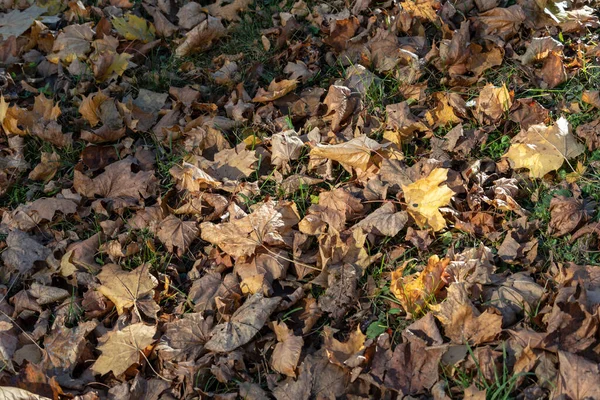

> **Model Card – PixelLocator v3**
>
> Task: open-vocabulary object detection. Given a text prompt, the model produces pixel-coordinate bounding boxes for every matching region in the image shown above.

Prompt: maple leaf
[201,200,299,258]
[157,313,212,362]
[402,168,454,231]
[74,157,157,202]
[156,215,199,256]
[205,293,281,352]
[390,255,449,315]
[113,14,156,43]
[47,23,94,63]
[96,263,158,316]
[92,323,156,376]
[504,117,584,178]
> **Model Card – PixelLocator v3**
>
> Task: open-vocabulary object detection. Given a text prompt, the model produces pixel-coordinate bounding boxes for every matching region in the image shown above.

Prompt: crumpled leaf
[271,321,303,377]
[252,79,298,103]
[96,263,158,315]
[431,283,503,345]
[310,135,382,171]
[92,323,157,376]
[504,116,585,178]
[205,293,281,352]
[201,200,299,258]
[391,255,449,315]
[402,168,454,231]
[175,15,226,57]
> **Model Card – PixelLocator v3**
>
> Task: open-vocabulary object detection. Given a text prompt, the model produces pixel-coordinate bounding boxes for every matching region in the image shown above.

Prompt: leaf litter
[0,0,599,398]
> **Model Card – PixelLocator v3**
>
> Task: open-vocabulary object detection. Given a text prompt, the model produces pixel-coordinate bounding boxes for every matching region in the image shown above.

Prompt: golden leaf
[402,168,454,231]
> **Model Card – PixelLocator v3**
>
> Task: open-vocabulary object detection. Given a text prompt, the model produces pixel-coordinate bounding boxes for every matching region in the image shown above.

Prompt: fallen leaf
[175,15,226,57]
[252,79,298,103]
[92,323,157,376]
[402,168,454,231]
[205,293,281,352]
[504,117,585,178]
[156,215,199,256]
[431,283,503,345]
[391,255,449,315]
[310,135,382,171]
[47,23,94,63]
[113,14,156,43]
[201,200,299,257]
[96,263,158,316]
[271,321,303,377]
[157,313,212,362]
[0,5,46,40]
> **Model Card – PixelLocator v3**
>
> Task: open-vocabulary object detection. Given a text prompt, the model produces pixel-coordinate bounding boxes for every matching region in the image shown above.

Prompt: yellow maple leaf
[402,168,454,231]
[504,117,584,178]
[390,255,450,315]
[113,14,156,43]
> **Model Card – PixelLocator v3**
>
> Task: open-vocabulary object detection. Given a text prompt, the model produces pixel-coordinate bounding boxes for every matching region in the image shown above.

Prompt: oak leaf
[92,323,157,376]
[402,168,454,231]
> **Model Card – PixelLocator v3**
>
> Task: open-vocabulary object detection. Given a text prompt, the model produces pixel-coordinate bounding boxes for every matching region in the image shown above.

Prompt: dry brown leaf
[170,161,220,191]
[310,135,382,171]
[205,293,281,352]
[475,5,526,40]
[252,79,298,103]
[582,90,600,109]
[74,157,157,202]
[207,0,253,21]
[402,168,454,231]
[211,146,257,181]
[271,321,303,377]
[200,200,299,258]
[156,215,199,256]
[92,323,156,376]
[175,16,226,57]
[157,313,212,362]
[475,83,512,124]
[97,263,158,315]
[47,23,94,63]
[431,283,502,345]
[28,152,60,182]
[354,201,408,236]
